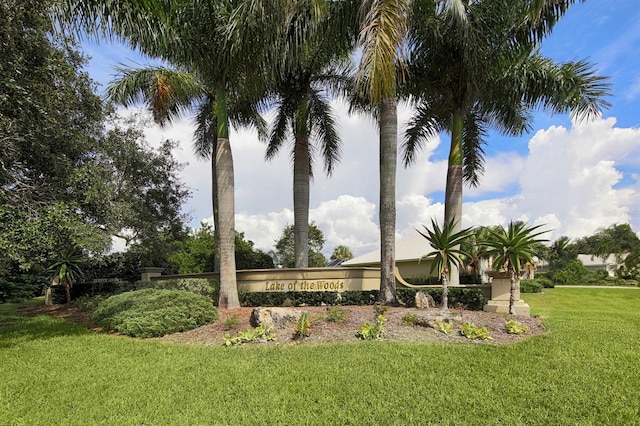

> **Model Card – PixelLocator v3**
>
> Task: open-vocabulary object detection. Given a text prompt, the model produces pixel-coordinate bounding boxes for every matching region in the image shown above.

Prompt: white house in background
[577,254,625,277]
[537,254,626,277]
[342,234,435,278]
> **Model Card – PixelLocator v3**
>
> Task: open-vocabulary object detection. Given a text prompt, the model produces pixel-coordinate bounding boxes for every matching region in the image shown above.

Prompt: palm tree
[265,4,353,268]
[482,221,548,315]
[47,248,85,304]
[402,0,610,286]
[418,218,473,310]
[60,0,283,309]
[355,0,415,305]
[331,245,354,261]
[107,66,266,275]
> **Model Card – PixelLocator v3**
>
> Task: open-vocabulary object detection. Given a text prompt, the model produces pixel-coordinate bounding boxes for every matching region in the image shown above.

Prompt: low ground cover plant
[223,324,275,346]
[460,322,492,340]
[326,306,348,323]
[505,319,529,334]
[90,289,217,338]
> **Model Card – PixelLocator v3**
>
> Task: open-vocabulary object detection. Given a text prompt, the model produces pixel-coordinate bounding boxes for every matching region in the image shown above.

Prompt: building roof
[577,254,624,267]
[342,233,435,266]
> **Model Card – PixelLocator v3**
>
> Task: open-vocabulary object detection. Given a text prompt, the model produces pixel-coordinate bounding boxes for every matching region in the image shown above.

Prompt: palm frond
[356,0,411,103]
[107,65,204,126]
[417,218,474,278]
[308,90,341,176]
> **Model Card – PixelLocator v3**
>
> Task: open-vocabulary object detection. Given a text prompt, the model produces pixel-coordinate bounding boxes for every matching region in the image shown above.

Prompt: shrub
[520,280,543,293]
[222,315,241,330]
[535,277,555,288]
[326,306,348,323]
[139,278,218,300]
[402,313,419,326]
[90,289,218,338]
[434,320,452,335]
[505,320,529,334]
[0,274,45,303]
[397,288,485,310]
[460,322,492,340]
[356,313,387,340]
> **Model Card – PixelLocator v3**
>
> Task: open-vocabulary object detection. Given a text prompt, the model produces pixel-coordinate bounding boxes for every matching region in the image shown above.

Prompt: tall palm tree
[107,66,267,274]
[418,218,473,310]
[265,3,354,268]
[482,221,548,315]
[60,0,283,309]
[355,0,415,305]
[402,0,610,285]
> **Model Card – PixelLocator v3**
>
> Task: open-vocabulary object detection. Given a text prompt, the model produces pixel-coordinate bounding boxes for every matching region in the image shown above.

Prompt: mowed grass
[1,289,639,425]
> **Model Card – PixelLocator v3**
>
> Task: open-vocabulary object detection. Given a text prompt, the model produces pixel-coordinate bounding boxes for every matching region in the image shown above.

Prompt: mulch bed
[20,303,546,346]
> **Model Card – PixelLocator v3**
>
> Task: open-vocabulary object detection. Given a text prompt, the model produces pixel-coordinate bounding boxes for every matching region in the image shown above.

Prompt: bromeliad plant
[482,221,548,315]
[418,218,474,310]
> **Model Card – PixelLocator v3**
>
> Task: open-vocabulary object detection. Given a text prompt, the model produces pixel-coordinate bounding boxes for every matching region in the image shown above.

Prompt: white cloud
[118,101,640,255]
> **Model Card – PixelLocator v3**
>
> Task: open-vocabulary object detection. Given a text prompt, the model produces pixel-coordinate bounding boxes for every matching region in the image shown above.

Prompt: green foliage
[167,225,274,274]
[271,223,326,268]
[139,278,218,300]
[534,276,555,288]
[401,312,419,326]
[374,304,390,316]
[434,320,453,335]
[405,273,479,285]
[396,288,485,311]
[330,245,353,260]
[520,279,543,293]
[223,324,276,346]
[0,274,45,303]
[222,315,241,330]
[294,312,311,340]
[460,322,492,340]
[356,314,387,340]
[418,219,474,280]
[326,306,348,323]
[505,320,529,335]
[549,259,589,284]
[90,289,217,338]
[483,222,548,275]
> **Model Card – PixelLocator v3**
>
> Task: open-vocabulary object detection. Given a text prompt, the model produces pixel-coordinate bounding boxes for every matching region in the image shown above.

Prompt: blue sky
[80,1,640,255]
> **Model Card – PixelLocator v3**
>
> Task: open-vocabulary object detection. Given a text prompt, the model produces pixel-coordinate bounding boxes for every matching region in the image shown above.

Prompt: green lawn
[1,288,639,425]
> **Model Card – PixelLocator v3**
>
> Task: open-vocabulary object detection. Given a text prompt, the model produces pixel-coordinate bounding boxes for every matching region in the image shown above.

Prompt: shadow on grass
[0,302,89,349]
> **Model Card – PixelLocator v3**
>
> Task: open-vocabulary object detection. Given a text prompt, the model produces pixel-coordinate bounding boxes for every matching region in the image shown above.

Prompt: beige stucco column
[483,271,530,316]
[139,267,164,282]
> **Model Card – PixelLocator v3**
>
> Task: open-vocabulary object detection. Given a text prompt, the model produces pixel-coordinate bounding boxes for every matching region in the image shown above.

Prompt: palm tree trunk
[378,96,398,305]
[444,111,465,286]
[441,273,449,311]
[509,270,517,315]
[293,132,310,268]
[211,138,220,273]
[215,87,239,309]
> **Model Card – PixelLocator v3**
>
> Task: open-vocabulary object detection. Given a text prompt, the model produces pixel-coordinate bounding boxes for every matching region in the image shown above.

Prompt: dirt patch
[21,303,545,346]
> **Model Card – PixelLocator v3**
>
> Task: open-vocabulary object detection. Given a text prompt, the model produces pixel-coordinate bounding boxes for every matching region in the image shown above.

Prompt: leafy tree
[272,224,327,268]
[482,222,548,315]
[0,0,189,301]
[418,219,474,310]
[402,0,610,286]
[574,224,640,258]
[331,246,354,261]
[168,224,273,274]
[547,236,578,272]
